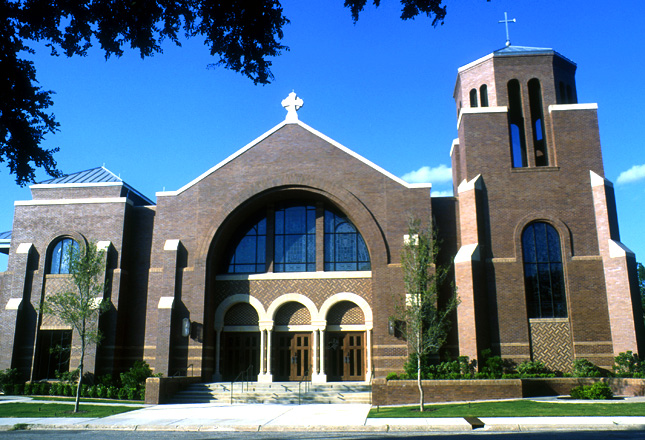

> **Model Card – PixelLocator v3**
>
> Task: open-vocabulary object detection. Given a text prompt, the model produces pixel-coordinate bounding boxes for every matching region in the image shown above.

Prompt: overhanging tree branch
[1,0,454,185]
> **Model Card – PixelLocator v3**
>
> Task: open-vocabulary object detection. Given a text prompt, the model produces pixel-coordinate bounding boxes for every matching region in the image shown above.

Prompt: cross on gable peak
[282,91,304,123]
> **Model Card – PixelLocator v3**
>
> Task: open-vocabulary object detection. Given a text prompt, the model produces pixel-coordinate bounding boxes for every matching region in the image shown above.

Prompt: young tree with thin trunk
[395,218,458,412]
[42,241,109,413]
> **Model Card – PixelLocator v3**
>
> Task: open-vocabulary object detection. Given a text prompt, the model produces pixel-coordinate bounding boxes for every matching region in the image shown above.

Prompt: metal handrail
[171,363,194,377]
[230,364,253,404]
[298,369,310,405]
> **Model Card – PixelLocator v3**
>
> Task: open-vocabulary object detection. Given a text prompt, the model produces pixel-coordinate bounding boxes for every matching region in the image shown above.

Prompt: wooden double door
[326,332,365,381]
[220,332,260,381]
[273,332,311,381]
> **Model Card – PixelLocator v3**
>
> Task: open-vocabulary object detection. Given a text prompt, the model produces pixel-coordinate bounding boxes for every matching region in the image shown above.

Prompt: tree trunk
[74,327,85,413]
[417,338,424,412]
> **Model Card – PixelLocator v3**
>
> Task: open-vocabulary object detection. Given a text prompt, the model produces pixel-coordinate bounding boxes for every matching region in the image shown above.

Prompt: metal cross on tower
[499,12,516,47]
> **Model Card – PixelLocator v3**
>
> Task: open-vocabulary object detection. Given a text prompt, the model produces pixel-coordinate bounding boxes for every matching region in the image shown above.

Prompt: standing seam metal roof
[37,166,121,185]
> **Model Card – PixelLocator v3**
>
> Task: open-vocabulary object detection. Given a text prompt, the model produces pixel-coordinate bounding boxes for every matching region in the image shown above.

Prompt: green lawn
[0,402,137,418]
[369,400,645,418]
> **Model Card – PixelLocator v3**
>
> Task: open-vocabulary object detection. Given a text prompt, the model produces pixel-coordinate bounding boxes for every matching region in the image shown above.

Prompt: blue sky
[1,0,644,271]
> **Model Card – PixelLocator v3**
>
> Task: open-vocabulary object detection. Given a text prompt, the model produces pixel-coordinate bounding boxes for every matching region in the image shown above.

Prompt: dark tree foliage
[345,0,446,24]
[1,0,446,186]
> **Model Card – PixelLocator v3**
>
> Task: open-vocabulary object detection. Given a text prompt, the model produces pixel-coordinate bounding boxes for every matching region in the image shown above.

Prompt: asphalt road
[1,430,644,440]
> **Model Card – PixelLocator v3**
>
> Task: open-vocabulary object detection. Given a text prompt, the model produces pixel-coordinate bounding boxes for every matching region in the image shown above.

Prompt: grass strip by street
[369,400,645,418]
[0,402,137,418]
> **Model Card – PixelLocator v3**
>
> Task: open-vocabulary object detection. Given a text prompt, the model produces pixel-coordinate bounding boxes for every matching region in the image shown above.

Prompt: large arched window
[223,202,370,274]
[48,238,79,274]
[522,222,567,318]
[324,210,371,271]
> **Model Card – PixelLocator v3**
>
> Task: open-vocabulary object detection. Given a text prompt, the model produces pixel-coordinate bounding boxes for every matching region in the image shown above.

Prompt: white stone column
[213,329,222,381]
[260,329,266,374]
[312,328,327,383]
[258,328,273,382]
[312,329,318,375]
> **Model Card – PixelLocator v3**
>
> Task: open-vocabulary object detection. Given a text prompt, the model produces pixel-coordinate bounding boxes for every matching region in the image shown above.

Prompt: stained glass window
[324,210,370,271]
[227,217,267,273]
[523,222,566,318]
[274,204,316,272]
[223,203,371,274]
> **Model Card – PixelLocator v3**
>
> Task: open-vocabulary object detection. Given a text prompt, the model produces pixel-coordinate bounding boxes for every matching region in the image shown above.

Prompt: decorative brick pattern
[274,302,311,325]
[529,320,573,372]
[214,278,371,310]
[224,303,259,325]
[327,301,364,325]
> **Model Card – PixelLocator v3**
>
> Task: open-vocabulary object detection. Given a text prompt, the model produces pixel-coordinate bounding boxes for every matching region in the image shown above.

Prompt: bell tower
[451,46,644,372]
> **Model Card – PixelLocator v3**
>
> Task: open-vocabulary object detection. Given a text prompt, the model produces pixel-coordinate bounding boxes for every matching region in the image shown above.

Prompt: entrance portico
[213,290,373,383]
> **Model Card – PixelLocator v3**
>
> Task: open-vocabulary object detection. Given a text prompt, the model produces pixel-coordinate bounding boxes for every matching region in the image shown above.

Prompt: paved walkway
[1,396,645,432]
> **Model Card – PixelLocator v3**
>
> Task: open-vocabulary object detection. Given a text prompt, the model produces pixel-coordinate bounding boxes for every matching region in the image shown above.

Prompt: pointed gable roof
[157,120,431,197]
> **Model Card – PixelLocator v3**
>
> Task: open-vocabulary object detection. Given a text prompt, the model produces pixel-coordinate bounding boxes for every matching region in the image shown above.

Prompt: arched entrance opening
[325,301,365,381]
[220,302,260,381]
[272,301,312,381]
[213,295,265,381]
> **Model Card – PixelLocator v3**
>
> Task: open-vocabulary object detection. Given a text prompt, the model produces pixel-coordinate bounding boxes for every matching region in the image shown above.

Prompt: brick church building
[1,45,642,384]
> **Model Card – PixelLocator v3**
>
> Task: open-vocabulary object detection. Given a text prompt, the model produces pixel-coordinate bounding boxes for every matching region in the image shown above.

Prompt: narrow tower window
[558,82,566,104]
[469,89,478,107]
[479,84,489,107]
[566,85,576,104]
[528,79,548,166]
[507,79,527,167]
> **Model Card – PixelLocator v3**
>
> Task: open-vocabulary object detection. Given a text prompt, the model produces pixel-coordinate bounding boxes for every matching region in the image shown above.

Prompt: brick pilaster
[590,171,644,355]
[455,175,483,362]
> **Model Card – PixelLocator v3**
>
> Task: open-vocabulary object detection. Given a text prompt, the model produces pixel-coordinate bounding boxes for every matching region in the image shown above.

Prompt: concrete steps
[169,381,372,404]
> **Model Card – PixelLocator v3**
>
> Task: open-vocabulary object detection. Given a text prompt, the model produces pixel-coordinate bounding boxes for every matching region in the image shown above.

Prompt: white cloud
[617,164,645,185]
[431,190,454,197]
[401,164,452,184]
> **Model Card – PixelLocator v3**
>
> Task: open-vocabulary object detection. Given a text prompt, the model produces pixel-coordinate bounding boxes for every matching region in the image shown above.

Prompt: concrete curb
[4,420,644,432]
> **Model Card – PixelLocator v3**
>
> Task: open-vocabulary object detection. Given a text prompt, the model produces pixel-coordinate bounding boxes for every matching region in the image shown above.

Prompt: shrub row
[0,360,156,401]
[387,350,557,380]
[7,382,144,401]
[386,351,635,381]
